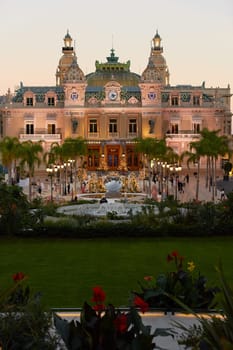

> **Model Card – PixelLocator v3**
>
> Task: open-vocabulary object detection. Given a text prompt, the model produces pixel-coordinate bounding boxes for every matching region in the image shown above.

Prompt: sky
[0,0,233,110]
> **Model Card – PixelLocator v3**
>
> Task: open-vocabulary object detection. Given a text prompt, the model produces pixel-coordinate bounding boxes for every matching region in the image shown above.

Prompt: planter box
[55,310,218,350]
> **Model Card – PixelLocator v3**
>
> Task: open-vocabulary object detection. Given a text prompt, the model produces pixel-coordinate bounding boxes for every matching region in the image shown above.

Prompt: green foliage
[174,263,233,349]
[106,210,119,220]
[132,251,219,312]
[54,286,174,350]
[0,183,32,234]
[0,273,60,349]
[223,161,232,175]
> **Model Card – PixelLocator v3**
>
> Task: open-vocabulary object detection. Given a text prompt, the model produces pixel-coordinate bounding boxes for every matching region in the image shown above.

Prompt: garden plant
[131,250,219,312]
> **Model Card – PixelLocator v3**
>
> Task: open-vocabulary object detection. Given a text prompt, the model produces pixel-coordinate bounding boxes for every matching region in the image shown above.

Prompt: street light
[63,162,70,195]
[68,159,75,200]
[46,166,57,201]
[174,165,182,200]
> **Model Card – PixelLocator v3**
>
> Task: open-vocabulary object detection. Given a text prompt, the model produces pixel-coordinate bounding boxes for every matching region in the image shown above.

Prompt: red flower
[133,296,149,313]
[93,303,105,312]
[12,272,26,282]
[171,250,179,258]
[114,313,128,333]
[144,276,153,281]
[91,286,106,303]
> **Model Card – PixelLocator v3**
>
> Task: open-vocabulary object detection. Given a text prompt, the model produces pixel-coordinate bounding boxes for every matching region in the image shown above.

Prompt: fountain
[104,177,122,198]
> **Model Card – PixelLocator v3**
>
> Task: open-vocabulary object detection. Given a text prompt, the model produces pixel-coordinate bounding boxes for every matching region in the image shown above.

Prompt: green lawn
[0,237,232,308]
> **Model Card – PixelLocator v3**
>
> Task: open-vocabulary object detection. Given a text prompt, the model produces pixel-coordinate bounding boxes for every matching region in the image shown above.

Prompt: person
[38,184,42,195]
[157,192,162,202]
[220,188,225,200]
[100,197,108,204]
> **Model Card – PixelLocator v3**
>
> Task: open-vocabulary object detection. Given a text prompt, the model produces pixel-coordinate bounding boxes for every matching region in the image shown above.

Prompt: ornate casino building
[0,31,232,171]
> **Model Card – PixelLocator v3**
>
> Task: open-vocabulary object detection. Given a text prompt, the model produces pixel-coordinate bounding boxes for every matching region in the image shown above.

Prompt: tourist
[220,188,225,201]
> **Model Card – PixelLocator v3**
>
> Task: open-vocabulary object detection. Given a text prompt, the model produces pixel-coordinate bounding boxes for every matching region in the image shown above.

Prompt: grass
[0,236,233,309]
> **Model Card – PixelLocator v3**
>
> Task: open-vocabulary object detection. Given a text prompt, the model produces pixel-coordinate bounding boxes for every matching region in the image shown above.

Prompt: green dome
[86,49,140,87]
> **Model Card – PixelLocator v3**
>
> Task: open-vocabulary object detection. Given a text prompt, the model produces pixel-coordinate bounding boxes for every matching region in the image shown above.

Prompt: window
[26,123,34,134]
[89,119,97,133]
[129,119,137,133]
[171,123,179,134]
[26,97,33,106]
[47,123,56,134]
[193,95,200,106]
[127,147,138,168]
[193,123,201,133]
[171,96,179,106]
[109,119,117,133]
[48,97,55,106]
[88,148,100,168]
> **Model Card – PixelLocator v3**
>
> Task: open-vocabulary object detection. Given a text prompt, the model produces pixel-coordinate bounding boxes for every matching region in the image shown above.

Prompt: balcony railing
[19,128,62,142]
[166,130,200,139]
[87,132,100,138]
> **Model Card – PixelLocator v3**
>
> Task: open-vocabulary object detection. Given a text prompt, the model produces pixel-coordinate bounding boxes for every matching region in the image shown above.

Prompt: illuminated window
[88,148,100,168]
[127,147,138,167]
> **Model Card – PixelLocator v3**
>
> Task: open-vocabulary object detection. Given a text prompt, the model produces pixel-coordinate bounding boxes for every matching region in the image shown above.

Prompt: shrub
[0,272,60,349]
[132,251,219,312]
[175,263,233,349]
[54,286,175,350]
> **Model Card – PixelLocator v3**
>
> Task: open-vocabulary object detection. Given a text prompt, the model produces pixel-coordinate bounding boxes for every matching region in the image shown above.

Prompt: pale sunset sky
[0,0,232,110]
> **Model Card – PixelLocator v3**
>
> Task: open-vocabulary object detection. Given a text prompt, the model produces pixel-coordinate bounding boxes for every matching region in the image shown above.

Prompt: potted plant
[54,285,175,350]
[0,272,60,349]
[131,251,219,312]
[173,263,233,349]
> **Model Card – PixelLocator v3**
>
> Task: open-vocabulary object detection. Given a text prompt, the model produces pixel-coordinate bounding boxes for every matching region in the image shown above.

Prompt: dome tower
[141,31,169,85]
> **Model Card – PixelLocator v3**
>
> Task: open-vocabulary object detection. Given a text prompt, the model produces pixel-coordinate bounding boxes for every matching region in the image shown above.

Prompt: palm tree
[199,129,231,201]
[134,137,168,197]
[61,137,87,196]
[43,142,65,195]
[19,140,44,201]
[181,141,202,201]
[0,136,21,184]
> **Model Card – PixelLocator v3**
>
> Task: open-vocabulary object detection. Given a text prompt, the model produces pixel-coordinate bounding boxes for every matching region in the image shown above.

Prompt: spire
[62,30,73,53]
[107,48,119,63]
[152,30,163,52]
[141,31,169,85]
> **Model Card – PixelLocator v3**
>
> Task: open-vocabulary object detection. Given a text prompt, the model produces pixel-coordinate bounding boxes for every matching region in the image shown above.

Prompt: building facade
[0,31,232,172]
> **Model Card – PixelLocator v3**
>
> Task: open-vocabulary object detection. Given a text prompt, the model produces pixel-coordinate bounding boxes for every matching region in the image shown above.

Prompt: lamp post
[63,162,70,195]
[174,165,182,200]
[46,166,57,201]
[68,159,75,200]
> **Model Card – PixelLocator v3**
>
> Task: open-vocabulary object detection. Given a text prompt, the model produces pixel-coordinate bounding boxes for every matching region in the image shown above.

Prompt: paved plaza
[22,170,233,205]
